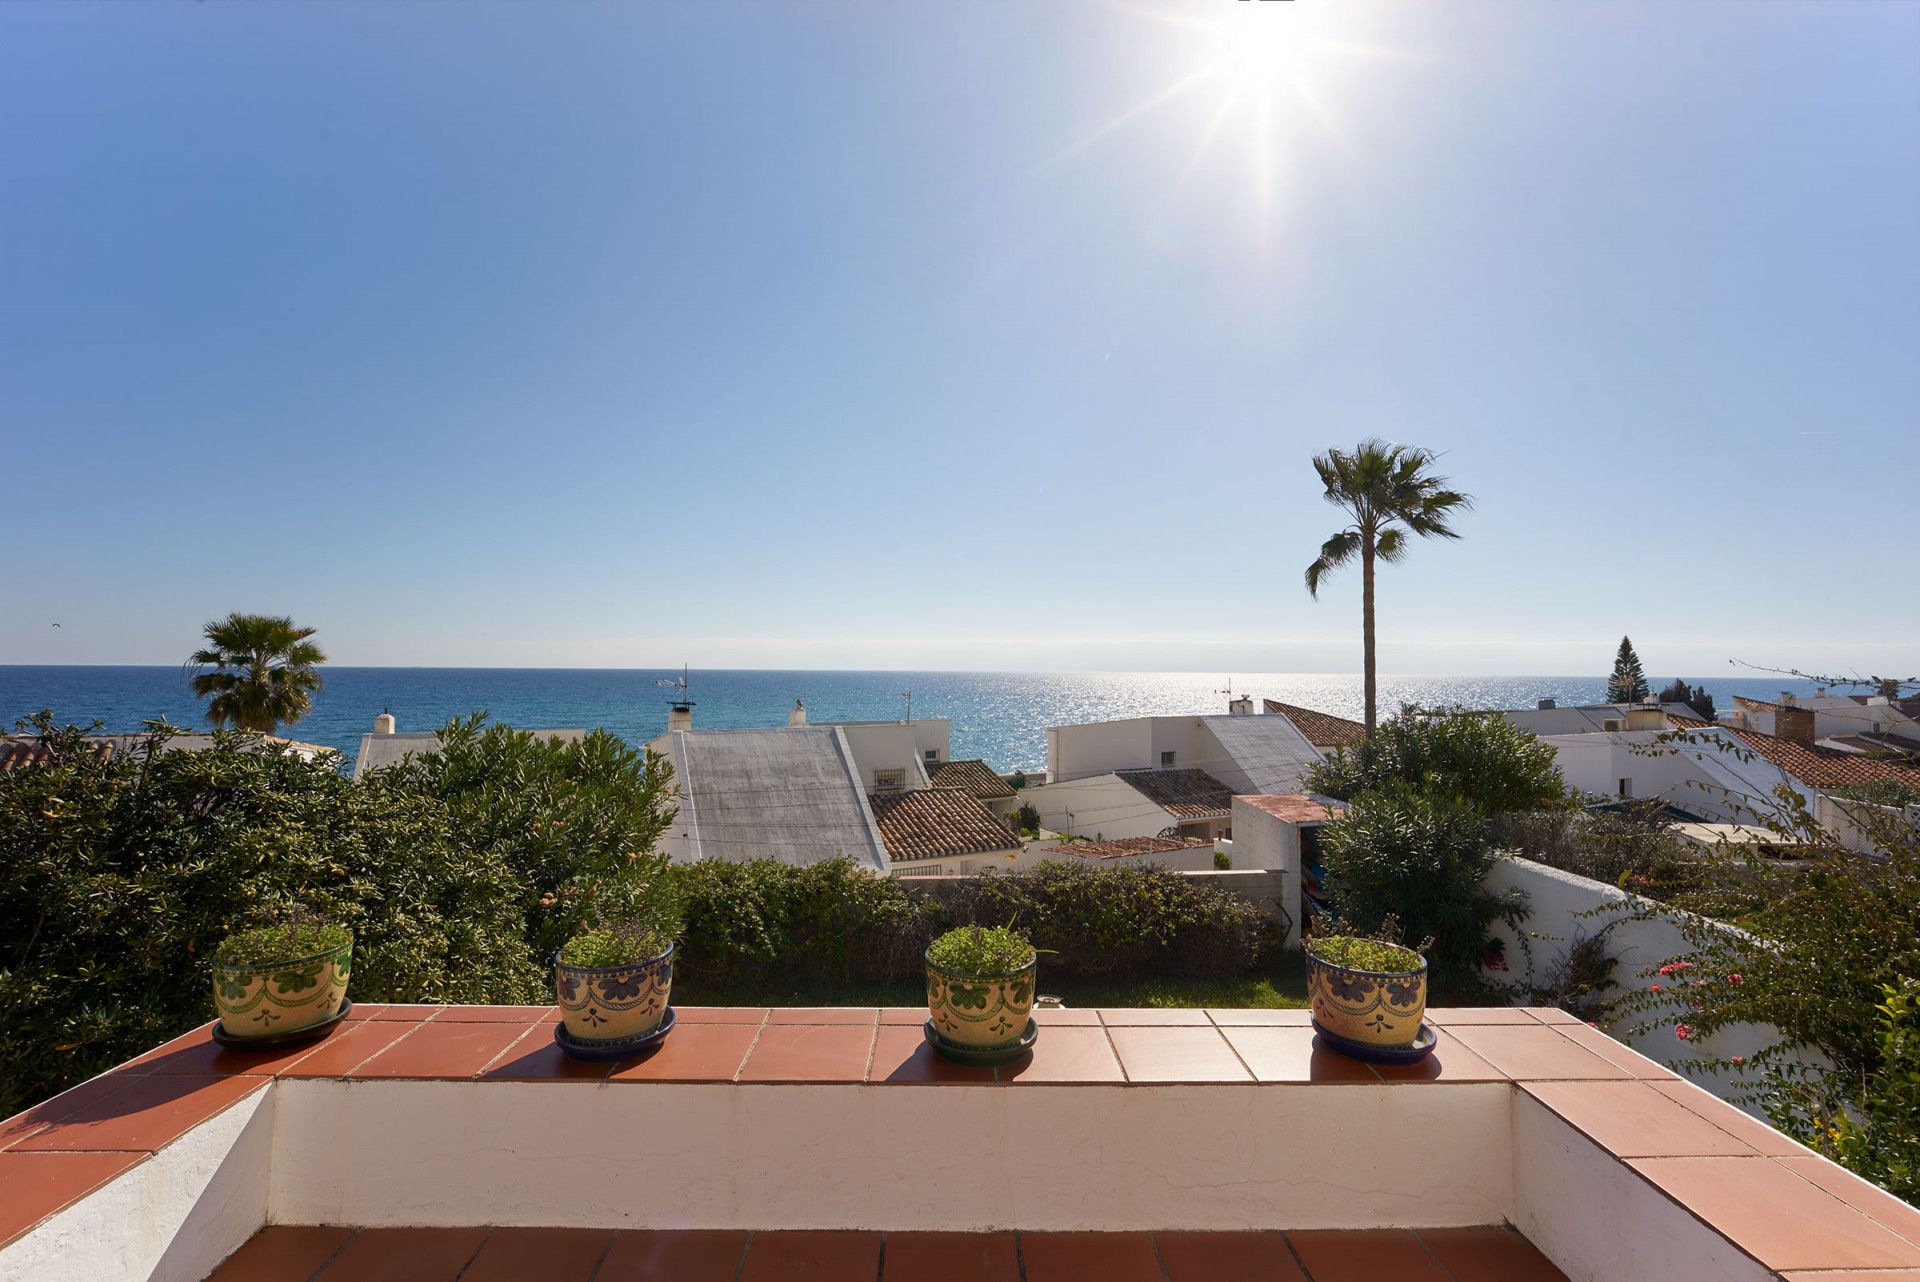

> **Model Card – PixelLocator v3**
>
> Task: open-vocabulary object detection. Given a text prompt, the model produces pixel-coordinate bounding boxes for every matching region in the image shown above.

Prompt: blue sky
[3,0,1915,677]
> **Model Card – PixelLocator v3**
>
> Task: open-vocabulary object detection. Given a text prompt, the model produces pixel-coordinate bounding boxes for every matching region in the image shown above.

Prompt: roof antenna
[900,688,913,723]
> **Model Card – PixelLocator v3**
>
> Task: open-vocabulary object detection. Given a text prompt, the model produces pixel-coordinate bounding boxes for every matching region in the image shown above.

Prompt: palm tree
[1304,440,1473,735]
[186,613,327,733]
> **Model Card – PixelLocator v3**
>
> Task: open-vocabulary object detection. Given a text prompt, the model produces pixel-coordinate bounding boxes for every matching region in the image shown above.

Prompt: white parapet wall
[269,1079,1511,1232]
[0,1086,273,1282]
[1485,855,1814,1106]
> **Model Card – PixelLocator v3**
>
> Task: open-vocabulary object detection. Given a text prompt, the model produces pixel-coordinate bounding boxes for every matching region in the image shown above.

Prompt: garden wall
[1485,855,1822,1112]
[909,869,1294,930]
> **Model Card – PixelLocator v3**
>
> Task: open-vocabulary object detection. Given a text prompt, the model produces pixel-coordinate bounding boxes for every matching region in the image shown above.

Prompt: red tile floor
[204,1225,1568,1281]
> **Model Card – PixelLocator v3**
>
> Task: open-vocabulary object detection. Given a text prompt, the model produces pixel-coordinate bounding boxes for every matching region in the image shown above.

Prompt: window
[1160,750,1176,767]
[924,749,937,762]
[1618,778,1633,799]
[874,768,905,792]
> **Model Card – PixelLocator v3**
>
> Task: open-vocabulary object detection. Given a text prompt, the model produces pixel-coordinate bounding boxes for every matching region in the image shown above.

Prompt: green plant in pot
[555,920,676,1055]
[926,924,1038,1064]
[1305,924,1431,1062]
[213,919,352,1043]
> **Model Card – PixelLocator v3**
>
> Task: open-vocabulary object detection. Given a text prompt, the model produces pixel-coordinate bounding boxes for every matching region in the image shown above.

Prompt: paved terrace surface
[6,1005,1920,1281]
[201,1224,1565,1280]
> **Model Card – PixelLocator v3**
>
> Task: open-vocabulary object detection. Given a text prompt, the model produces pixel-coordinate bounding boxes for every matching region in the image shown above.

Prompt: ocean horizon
[0,665,1826,772]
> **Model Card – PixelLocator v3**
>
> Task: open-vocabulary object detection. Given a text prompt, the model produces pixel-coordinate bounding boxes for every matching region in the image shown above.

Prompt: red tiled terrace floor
[204,1225,1568,1281]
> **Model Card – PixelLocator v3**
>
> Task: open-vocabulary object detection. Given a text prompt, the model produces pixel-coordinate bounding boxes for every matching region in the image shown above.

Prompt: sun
[1052,0,1404,246]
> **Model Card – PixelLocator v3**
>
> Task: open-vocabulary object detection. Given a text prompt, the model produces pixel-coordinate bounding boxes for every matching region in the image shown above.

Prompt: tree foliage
[1317,785,1526,998]
[185,613,327,733]
[1306,706,1569,816]
[0,712,675,1115]
[1606,636,1650,704]
[1302,440,1472,733]
[1656,678,1716,722]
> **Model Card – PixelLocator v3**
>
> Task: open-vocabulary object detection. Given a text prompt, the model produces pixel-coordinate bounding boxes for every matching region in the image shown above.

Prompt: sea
[0,667,1827,773]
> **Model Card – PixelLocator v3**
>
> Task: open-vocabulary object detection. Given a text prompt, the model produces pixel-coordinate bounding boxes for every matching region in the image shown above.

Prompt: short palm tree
[1304,440,1472,735]
[186,613,327,733]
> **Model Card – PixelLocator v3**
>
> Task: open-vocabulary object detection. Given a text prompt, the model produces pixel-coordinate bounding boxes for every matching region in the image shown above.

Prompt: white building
[352,712,586,780]
[1538,716,1812,822]
[1023,705,1323,841]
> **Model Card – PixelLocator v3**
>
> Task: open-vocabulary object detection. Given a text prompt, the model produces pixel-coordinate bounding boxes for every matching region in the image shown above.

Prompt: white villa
[1019,702,1323,841]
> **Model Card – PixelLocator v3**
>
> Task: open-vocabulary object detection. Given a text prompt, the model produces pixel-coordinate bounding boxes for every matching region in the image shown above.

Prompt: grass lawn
[672,952,1308,1012]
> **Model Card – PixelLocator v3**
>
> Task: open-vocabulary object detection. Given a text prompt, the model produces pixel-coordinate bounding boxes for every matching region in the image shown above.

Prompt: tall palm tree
[1304,440,1473,735]
[186,613,327,733]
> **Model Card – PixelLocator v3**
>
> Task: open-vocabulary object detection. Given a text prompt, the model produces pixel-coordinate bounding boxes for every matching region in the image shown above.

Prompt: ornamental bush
[1317,785,1525,999]
[0,713,676,1116]
[1307,705,1569,815]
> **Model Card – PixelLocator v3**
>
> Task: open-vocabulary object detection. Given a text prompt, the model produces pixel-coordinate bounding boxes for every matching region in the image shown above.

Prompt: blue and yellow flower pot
[1306,948,1428,1050]
[927,949,1037,1051]
[213,937,352,1041]
[555,942,674,1046]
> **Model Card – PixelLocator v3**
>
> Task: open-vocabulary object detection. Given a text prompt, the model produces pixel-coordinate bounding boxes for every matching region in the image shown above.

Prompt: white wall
[836,723,936,790]
[1018,773,1172,841]
[1539,729,1800,822]
[1486,856,1819,1109]
[1227,797,1305,948]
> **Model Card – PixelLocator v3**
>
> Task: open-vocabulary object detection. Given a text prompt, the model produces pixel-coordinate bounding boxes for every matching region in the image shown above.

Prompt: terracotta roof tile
[1263,701,1366,749]
[0,739,115,772]
[1720,727,1920,791]
[1236,794,1344,825]
[925,758,1015,800]
[1116,768,1233,818]
[869,787,1022,863]
[1063,835,1216,861]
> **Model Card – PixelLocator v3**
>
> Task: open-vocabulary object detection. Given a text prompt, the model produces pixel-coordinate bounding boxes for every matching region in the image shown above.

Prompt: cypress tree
[1607,636,1650,704]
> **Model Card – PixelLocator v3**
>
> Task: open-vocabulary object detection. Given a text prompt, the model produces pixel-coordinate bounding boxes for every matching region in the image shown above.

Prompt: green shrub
[927,924,1034,974]
[1318,785,1525,999]
[216,922,350,968]
[1307,935,1423,972]
[1308,706,1568,815]
[0,712,675,1116]
[948,861,1275,980]
[1766,982,1919,1202]
[558,925,672,968]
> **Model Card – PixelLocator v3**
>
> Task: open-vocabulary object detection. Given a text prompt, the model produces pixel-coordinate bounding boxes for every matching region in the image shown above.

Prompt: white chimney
[373,711,395,736]
[788,699,807,727]
[667,703,693,732]
[1228,695,1254,716]
[1538,698,1557,710]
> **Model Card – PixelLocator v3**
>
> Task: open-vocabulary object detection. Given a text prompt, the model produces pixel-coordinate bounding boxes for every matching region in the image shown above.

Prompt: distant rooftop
[1263,700,1367,749]
[1116,767,1233,819]
[353,727,584,779]
[658,725,889,873]
[1063,834,1216,861]
[1237,793,1344,825]
[0,733,331,774]
[868,787,1021,863]
[925,758,1015,801]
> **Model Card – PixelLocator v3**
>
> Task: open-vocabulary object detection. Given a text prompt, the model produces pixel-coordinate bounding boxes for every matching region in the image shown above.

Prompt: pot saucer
[211,999,352,1049]
[554,1006,676,1062]
[924,1018,1038,1066]
[1311,1019,1438,1065]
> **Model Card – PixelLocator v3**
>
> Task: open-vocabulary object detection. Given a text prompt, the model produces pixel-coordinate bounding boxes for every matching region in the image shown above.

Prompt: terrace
[3,1005,1917,1282]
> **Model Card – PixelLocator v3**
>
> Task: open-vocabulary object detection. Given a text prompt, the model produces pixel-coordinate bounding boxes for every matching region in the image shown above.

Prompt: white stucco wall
[1486,856,1816,1109]
[1226,797,1305,948]
[268,1079,1511,1232]
[1018,773,1172,841]
[0,1087,273,1282]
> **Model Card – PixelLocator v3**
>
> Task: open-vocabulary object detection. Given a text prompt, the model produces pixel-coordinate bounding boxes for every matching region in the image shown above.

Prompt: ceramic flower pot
[555,941,674,1045]
[1306,949,1428,1049]
[213,937,352,1040]
[926,950,1037,1049]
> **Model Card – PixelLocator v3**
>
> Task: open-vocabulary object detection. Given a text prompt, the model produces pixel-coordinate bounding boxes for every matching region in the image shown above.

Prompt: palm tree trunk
[1362,534,1377,735]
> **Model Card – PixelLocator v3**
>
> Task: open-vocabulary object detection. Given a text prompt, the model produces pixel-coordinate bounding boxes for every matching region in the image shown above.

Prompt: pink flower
[1675,1024,1694,1041]
[1727,974,1743,985]
[1650,984,1663,994]
[1692,980,1707,988]
[1730,1056,1745,1066]
[1657,964,1676,977]
[1672,962,1694,972]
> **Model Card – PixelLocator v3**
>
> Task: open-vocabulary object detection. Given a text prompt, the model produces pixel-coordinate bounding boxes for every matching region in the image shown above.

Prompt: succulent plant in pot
[925,924,1038,1064]
[1305,925,1432,1062]
[213,918,353,1043]
[555,920,676,1057]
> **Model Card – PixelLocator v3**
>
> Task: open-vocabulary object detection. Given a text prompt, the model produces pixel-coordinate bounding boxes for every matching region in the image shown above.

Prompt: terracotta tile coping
[203,1225,1571,1281]
[8,1005,1914,1278]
